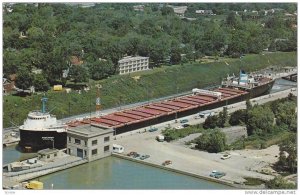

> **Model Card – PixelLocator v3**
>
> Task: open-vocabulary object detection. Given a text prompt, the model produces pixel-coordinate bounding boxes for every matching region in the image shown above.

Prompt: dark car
[182,124,190,128]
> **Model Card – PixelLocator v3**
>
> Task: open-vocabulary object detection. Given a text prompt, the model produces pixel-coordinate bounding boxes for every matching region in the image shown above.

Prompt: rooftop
[38,148,59,155]
[68,124,114,137]
[118,56,149,63]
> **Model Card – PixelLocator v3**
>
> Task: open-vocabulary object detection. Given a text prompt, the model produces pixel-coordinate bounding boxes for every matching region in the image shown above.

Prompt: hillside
[3,51,297,128]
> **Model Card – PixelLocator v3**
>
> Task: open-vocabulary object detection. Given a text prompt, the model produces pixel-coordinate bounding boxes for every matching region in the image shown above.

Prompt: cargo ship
[68,71,275,134]
[19,97,67,152]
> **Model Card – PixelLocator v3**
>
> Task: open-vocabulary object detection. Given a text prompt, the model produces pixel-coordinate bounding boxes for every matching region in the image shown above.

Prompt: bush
[266,176,296,189]
[195,129,226,153]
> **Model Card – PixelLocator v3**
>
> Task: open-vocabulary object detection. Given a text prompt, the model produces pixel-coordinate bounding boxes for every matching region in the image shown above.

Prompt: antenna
[96,84,102,116]
[41,97,48,113]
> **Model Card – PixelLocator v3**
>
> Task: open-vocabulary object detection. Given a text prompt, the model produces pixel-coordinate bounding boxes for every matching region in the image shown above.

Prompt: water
[2,145,36,165]
[270,78,297,94]
[2,146,230,189]
[37,157,231,189]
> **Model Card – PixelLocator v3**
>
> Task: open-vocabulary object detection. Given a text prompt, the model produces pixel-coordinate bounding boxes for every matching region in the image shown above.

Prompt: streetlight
[42,137,55,149]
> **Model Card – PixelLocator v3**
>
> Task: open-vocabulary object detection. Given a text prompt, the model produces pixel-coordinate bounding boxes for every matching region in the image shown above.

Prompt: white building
[118,56,149,75]
[67,124,114,162]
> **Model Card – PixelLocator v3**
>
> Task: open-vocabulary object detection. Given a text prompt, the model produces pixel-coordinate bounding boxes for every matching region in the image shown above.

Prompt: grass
[243,177,266,186]
[3,51,297,128]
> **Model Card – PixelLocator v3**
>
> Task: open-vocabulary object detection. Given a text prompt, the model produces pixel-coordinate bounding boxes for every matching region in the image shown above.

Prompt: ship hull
[19,129,67,152]
[115,80,275,134]
[248,79,275,98]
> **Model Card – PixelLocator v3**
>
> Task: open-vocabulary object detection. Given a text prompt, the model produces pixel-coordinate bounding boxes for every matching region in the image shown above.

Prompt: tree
[170,47,181,65]
[195,130,226,153]
[33,74,50,92]
[217,107,228,128]
[266,176,296,189]
[229,109,247,126]
[69,65,89,84]
[87,60,114,80]
[161,6,174,16]
[15,68,33,90]
[203,115,218,129]
[246,106,275,136]
[275,101,297,129]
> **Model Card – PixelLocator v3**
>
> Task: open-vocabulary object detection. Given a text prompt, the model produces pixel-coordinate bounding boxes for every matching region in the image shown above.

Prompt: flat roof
[68,124,114,137]
[38,148,59,155]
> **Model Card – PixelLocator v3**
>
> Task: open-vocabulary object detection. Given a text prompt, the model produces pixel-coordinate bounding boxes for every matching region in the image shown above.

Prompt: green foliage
[243,177,266,186]
[33,74,50,92]
[266,176,296,189]
[15,68,33,90]
[69,65,89,83]
[246,105,275,136]
[162,125,203,142]
[274,135,297,174]
[229,109,247,126]
[195,129,226,153]
[203,115,218,129]
[217,107,228,128]
[2,51,297,127]
[87,60,114,80]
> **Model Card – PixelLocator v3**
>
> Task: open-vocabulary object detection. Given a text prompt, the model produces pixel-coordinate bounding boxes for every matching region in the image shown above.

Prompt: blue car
[149,127,158,132]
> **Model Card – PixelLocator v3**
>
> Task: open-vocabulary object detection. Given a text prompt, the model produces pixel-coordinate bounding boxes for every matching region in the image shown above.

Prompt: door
[77,148,83,158]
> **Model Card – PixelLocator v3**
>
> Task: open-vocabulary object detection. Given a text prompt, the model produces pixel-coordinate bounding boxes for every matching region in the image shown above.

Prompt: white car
[221,154,231,160]
[175,125,184,130]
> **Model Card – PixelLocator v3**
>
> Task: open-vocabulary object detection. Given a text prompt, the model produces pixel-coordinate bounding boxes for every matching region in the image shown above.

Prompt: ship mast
[96,85,102,116]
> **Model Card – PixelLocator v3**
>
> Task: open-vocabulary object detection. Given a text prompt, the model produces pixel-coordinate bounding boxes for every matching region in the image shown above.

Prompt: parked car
[180,119,189,123]
[221,154,231,160]
[194,115,201,119]
[127,151,137,157]
[132,153,140,158]
[209,170,226,178]
[182,124,190,128]
[140,155,150,160]
[148,127,158,132]
[162,160,172,166]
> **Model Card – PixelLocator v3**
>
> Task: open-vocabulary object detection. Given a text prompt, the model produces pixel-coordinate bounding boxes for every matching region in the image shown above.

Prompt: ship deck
[67,87,248,129]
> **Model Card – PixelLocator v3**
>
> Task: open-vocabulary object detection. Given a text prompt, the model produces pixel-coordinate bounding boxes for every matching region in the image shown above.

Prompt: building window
[104,136,110,142]
[92,149,97,155]
[84,141,87,146]
[54,153,57,157]
[75,139,81,144]
[47,155,50,159]
[68,148,71,154]
[104,145,110,152]
[92,140,97,146]
[68,137,71,142]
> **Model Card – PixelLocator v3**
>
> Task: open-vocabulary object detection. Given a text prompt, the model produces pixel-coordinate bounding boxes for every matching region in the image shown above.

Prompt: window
[84,141,87,146]
[92,149,97,155]
[104,145,110,152]
[104,136,110,142]
[54,153,57,157]
[68,137,71,142]
[47,155,50,159]
[75,139,80,144]
[92,140,97,146]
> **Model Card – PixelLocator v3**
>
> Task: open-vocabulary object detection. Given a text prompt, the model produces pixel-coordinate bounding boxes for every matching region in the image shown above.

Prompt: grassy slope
[3,52,297,128]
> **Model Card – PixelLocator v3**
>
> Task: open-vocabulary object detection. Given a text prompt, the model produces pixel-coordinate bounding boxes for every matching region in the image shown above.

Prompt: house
[133,5,144,11]
[118,56,149,75]
[195,10,214,15]
[70,56,83,66]
[3,78,15,95]
[67,124,114,162]
[167,5,187,17]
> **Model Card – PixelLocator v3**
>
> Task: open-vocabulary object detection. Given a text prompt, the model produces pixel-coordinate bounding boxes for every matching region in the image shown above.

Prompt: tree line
[3,3,297,91]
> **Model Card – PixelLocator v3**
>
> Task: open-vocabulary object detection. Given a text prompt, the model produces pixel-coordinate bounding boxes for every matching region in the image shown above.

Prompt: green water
[38,157,231,189]
[3,146,231,189]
